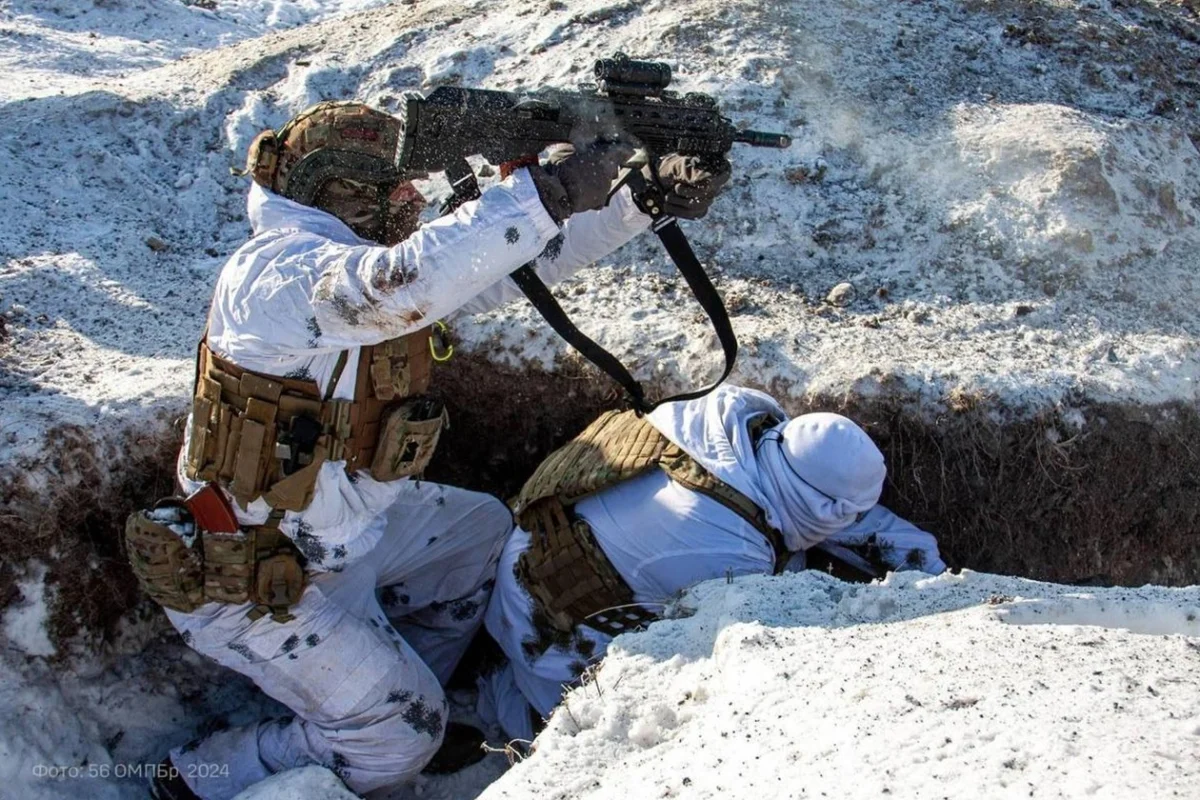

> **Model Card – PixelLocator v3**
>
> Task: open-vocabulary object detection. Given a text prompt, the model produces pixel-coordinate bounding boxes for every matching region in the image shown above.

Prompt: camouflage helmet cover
[243,101,403,206]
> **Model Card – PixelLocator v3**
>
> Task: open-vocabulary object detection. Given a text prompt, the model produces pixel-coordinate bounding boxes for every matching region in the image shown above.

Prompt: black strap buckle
[277,416,322,476]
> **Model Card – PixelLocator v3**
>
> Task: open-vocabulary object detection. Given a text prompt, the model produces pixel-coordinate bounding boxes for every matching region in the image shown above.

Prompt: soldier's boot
[421,722,487,775]
[148,757,199,800]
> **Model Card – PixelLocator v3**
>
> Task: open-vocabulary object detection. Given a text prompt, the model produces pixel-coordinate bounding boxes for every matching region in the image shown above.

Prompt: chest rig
[130,330,447,623]
[183,329,446,513]
[513,409,787,638]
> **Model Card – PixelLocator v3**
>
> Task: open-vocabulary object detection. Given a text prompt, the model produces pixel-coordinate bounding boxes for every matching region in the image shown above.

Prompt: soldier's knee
[334,692,448,790]
[391,695,449,768]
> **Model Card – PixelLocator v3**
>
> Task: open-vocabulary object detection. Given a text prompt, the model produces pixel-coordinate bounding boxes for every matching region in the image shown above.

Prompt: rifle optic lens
[594,57,672,90]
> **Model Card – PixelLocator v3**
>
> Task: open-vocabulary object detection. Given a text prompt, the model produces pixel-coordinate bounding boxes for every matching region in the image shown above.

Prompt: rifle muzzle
[735,130,793,148]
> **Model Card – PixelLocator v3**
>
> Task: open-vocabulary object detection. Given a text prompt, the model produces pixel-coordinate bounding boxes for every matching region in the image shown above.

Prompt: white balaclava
[754,412,887,550]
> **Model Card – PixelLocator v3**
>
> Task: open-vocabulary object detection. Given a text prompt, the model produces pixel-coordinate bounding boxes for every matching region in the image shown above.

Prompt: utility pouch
[246,521,308,623]
[127,492,307,622]
[124,501,205,613]
[202,531,256,605]
[252,554,306,623]
[370,337,414,402]
[370,396,448,481]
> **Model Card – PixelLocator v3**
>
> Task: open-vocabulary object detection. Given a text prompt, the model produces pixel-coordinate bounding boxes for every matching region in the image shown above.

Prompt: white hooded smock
[165,173,652,799]
[177,171,650,572]
[481,385,944,740]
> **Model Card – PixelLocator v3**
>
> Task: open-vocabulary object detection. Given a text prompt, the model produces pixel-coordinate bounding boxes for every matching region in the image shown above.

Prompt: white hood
[647,385,886,551]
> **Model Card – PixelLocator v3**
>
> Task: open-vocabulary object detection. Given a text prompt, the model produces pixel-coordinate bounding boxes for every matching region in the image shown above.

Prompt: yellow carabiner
[429,319,454,362]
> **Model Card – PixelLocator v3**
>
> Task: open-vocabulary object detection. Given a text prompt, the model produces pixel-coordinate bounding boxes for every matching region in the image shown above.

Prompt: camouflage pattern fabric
[125,506,205,613]
[125,506,305,622]
[514,410,786,635]
[243,102,402,204]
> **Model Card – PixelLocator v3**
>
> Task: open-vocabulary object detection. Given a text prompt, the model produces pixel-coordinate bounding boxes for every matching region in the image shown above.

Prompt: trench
[433,355,1200,590]
[3,354,1200,650]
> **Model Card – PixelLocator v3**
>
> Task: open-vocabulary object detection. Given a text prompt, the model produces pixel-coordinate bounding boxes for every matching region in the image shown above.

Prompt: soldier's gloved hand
[528,141,636,223]
[654,154,732,219]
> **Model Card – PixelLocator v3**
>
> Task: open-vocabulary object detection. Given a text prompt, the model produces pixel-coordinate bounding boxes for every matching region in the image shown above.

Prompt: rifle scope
[594,56,672,93]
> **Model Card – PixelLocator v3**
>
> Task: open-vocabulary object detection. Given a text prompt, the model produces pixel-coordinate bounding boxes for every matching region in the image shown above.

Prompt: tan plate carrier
[132,329,447,622]
[513,409,788,638]
[184,329,444,512]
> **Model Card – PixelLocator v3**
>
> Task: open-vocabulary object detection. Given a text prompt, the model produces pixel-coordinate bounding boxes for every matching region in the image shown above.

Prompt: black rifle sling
[646,216,739,406]
[511,216,737,414]
[444,159,737,414]
[511,264,648,410]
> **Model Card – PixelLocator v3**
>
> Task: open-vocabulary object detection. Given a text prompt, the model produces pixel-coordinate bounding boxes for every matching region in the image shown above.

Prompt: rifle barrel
[735,130,792,148]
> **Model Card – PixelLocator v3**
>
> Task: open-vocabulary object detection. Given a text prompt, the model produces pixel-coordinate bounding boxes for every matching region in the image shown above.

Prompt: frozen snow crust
[480,569,1200,800]
[5,5,1200,798]
[5,567,1198,800]
[0,611,283,800]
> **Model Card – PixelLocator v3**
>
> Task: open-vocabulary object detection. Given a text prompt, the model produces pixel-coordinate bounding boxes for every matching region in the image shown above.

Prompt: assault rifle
[396,55,792,413]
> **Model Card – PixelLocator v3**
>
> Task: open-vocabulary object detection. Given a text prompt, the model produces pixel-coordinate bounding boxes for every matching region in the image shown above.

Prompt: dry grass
[0,415,182,651]
[854,398,1200,586]
[436,354,1200,587]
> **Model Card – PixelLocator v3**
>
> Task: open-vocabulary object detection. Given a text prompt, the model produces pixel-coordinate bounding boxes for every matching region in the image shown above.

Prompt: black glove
[653,154,732,219]
[529,141,636,223]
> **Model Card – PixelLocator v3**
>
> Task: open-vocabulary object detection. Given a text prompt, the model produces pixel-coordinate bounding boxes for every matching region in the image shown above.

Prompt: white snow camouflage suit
[166,170,650,799]
[479,386,946,741]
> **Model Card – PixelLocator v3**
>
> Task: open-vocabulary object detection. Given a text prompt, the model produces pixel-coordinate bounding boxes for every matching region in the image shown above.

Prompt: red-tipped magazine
[185,483,240,533]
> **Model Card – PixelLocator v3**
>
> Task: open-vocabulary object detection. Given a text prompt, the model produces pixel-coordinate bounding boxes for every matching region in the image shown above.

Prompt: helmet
[242,101,403,206]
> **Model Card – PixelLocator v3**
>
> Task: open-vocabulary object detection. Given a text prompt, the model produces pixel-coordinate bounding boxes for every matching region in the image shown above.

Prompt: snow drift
[6,568,1198,800]
[5,0,1200,468]
[481,570,1200,800]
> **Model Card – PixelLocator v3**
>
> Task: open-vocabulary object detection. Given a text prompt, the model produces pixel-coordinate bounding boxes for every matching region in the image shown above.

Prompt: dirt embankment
[5,353,1200,651]
[5,0,1200,652]
[434,355,1200,588]
[0,418,181,647]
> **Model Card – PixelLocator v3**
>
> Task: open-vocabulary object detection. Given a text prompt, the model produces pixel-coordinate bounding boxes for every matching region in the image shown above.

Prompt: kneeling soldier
[478,383,945,740]
[126,101,728,799]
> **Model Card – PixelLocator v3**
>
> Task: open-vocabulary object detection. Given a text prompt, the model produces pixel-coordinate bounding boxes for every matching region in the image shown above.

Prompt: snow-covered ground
[1,574,508,800]
[4,1,1200,799]
[480,570,1200,800]
[6,568,1198,799]
[0,0,393,97]
[3,0,1200,479]
[1,607,281,800]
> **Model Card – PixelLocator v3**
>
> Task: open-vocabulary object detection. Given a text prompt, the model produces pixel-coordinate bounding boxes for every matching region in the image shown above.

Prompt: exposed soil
[849,397,1200,587]
[435,354,1200,587]
[5,0,1200,652]
[0,416,181,648]
[6,355,1199,652]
